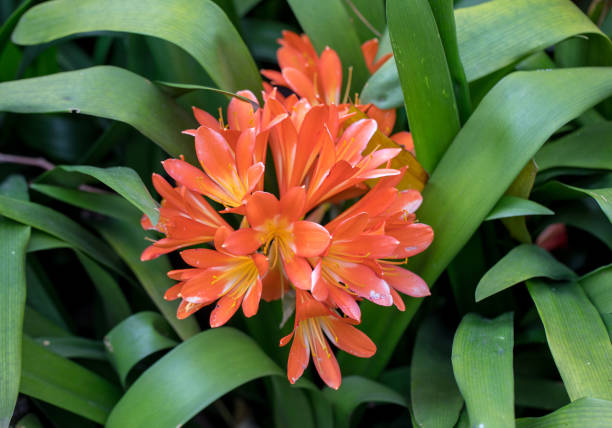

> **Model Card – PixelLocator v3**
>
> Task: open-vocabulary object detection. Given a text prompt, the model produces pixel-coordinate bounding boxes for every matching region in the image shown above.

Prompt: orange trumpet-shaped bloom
[163,126,264,211]
[281,289,376,389]
[223,187,331,290]
[311,212,397,321]
[164,227,269,325]
[140,173,230,261]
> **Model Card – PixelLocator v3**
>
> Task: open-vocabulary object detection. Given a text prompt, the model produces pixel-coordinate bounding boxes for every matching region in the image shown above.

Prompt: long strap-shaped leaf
[581,265,612,338]
[0,194,127,277]
[363,0,611,109]
[387,0,460,172]
[527,280,612,401]
[411,317,463,428]
[322,376,407,428]
[57,165,159,226]
[475,244,576,302]
[451,313,515,428]
[104,312,178,386]
[287,0,369,92]
[0,218,30,428]
[97,219,200,341]
[20,336,122,424]
[516,397,612,428]
[0,66,195,161]
[106,328,282,427]
[12,0,261,93]
[342,67,612,377]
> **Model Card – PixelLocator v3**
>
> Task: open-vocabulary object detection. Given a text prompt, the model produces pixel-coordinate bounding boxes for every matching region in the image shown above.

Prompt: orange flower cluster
[141,31,433,389]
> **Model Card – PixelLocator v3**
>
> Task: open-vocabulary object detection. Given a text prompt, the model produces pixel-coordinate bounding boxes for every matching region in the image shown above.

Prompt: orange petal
[390,131,415,154]
[336,262,392,306]
[331,212,369,240]
[177,300,205,319]
[384,265,431,298]
[388,223,434,258]
[192,106,220,128]
[332,234,399,259]
[293,221,331,257]
[319,47,342,104]
[367,105,396,136]
[245,162,265,194]
[222,228,262,255]
[327,286,361,321]
[180,269,227,303]
[195,126,237,190]
[283,257,312,290]
[325,318,376,358]
[311,333,341,390]
[280,186,306,221]
[180,248,234,268]
[210,294,241,327]
[390,287,406,311]
[246,191,280,227]
[162,159,226,203]
[336,119,378,165]
[235,128,257,179]
[287,333,310,384]
[283,68,318,103]
[361,39,378,73]
[228,90,258,131]
[164,282,183,301]
[242,277,262,318]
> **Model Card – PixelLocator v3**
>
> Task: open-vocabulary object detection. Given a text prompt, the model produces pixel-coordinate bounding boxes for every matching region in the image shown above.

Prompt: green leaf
[271,377,316,428]
[14,413,43,428]
[427,0,471,121]
[31,184,138,224]
[527,280,612,401]
[34,337,106,361]
[581,265,612,337]
[56,165,159,226]
[0,194,128,277]
[76,252,131,329]
[345,67,612,377]
[501,159,539,243]
[363,0,611,108]
[287,0,368,91]
[515,377,569,410]
[451,313,514,428]
[156,81,260,110]
[25,262,69,331]
[23,307,71,338]
[12,0,261,93]
[386,0,460,172]
[485,195,553,221]
[97,219,200,341]
[411,317,463,428]
[323,376,407,428]
[534,181,612,223]
[535,122,612,172]
[27,230,71,253]
[0,216,30,428]
[516,397,612,428]
[106,328,281,427]
[475,244,576,302]
[343,0,385,42]
[104,312,178,385]
[0,0,32,55]
[0,66,195,161]
[21,336,121,424]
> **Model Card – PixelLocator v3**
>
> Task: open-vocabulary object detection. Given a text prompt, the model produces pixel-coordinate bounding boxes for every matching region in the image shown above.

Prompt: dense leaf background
[1,0,611,427]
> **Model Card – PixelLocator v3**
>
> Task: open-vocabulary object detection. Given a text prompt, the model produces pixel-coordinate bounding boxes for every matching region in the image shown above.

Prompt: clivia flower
[141,33,433,390]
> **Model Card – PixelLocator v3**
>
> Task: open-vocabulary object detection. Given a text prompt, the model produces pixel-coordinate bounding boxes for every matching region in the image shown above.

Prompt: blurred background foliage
[1,0,611,427]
